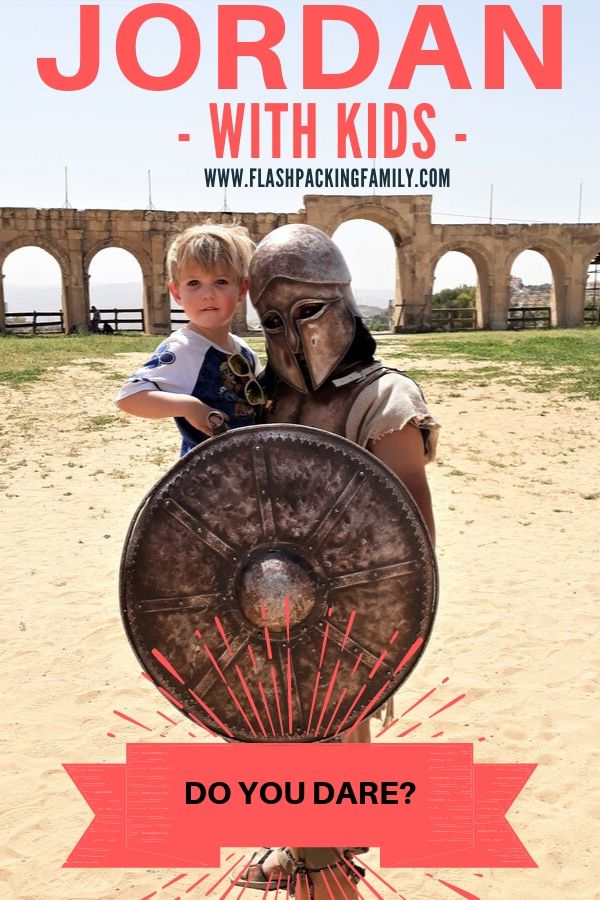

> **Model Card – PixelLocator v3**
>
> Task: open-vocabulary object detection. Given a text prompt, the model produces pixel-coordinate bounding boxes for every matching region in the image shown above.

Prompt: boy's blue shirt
[115,324,261,455]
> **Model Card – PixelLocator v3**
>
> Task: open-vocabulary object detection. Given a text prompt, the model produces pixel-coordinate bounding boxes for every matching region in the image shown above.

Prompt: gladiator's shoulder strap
[335,362,428,404]
[330,361,384,388]
[331,360,400,407]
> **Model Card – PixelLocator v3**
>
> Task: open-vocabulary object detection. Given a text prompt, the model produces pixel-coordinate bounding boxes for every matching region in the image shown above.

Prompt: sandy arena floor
[1,351,598,900]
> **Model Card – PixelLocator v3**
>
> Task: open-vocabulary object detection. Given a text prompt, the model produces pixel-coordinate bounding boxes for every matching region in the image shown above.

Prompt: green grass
[0,333,159,388]
[375,330,600,400]
[83,414,125,431]
[0,329,598,399]
[0,366,46,387]
[375,329,599,367]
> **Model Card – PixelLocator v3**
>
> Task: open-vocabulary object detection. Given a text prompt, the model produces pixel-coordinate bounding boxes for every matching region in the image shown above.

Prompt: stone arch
[332,219,397,329]
[0,235,70,278]
[84,239,151,281]
[584,245,600,323]
[559,238,600,327]
[0,237,71,330]
[85,240,152,329]
[584,243,600,269]
[431,241,495,329]
[506,239,568,327]
[318,201,412,244]
[315,202,413,327]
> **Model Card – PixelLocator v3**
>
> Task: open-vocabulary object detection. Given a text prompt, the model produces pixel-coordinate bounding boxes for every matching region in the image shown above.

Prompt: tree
[367,314,389,331]
[432,284,476,309]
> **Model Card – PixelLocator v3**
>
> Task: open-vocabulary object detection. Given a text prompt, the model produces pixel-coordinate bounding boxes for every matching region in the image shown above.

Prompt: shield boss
[121,425,437,741]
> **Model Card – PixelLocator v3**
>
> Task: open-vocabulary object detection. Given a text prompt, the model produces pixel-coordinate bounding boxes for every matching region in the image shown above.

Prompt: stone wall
[1,198,598,333]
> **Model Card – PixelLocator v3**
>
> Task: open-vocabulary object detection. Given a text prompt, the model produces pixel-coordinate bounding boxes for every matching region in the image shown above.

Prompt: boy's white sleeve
[114,335,201,402]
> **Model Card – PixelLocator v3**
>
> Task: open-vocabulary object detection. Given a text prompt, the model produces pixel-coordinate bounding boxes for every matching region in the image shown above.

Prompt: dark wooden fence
[4,308,147,334]
[170,309,188,326]
[507,306,551,329]
[4,311,64,333]
[2,308,188,334]
[430,307,476,331]
[6,304,595,335]
[92,308,145,332]
[429,306,556,331]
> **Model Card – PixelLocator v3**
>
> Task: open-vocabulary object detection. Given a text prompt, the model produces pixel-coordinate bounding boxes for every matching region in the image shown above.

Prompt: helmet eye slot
[262,311,284,332]
[295,302,327,321]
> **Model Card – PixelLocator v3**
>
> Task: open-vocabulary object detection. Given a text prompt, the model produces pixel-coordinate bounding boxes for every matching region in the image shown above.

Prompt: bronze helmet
[249,225,361,392]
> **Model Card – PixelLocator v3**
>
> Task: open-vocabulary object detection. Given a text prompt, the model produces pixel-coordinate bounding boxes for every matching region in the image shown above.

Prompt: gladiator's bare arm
[368,425,436,547]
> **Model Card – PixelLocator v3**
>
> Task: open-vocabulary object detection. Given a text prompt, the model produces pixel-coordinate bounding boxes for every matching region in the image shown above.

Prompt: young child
[115,223,261,455]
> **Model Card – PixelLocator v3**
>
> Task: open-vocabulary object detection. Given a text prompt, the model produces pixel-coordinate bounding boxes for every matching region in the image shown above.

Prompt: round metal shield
[120,424,437,742]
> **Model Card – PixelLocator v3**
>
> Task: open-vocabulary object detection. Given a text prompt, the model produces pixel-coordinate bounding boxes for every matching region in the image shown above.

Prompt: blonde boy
[115,223,260,455]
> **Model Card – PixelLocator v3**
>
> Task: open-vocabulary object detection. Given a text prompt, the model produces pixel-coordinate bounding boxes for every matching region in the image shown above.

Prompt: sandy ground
[1,349,598,900]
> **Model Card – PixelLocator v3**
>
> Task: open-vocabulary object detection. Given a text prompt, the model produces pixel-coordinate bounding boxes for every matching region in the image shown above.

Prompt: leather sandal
[231,847,288,891]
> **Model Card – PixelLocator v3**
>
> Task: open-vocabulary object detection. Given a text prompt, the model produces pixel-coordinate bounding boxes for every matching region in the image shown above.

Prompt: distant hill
[353,291,391,322]
[4,282,144,313]
[354,288,393,309]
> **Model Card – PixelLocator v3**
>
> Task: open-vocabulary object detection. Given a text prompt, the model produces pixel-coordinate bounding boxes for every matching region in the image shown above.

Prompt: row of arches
[332,220,577,329]
[333,220,600,330]
[2,246,145,329]
[4,224,598,331]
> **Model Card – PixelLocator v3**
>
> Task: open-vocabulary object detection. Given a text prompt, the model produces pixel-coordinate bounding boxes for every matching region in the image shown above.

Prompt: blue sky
[1,0,599,293]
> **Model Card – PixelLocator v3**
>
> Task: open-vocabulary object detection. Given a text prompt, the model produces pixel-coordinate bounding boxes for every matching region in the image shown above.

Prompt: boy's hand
[183,397,229,437]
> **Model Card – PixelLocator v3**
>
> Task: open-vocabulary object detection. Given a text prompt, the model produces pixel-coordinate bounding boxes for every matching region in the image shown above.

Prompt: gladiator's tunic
[264,362,439,459]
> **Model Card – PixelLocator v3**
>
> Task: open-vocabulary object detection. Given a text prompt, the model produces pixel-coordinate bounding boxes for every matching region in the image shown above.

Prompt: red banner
[64,743,536,869]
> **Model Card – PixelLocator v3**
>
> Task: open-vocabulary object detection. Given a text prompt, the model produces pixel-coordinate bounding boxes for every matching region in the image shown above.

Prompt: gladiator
[238,224,440,898]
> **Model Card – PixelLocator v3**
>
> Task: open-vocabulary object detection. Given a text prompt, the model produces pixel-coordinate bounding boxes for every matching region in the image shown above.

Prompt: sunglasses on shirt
[228,353,265,406]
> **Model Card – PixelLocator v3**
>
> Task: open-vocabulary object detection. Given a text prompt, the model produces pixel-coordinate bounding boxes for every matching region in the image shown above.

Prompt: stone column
[400,199,436,329]
[232,298,248,335]
[64,230,86,332]
[564,261,588,327]
[552,282,564,327]
[476,275,493,329]
[0,272,5,333]
[147,231,170,335]
[397,234,433,330]
[488,258,511,330]
[83,273,90,330]
[549,259,567,327]
[391,249,405,331]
